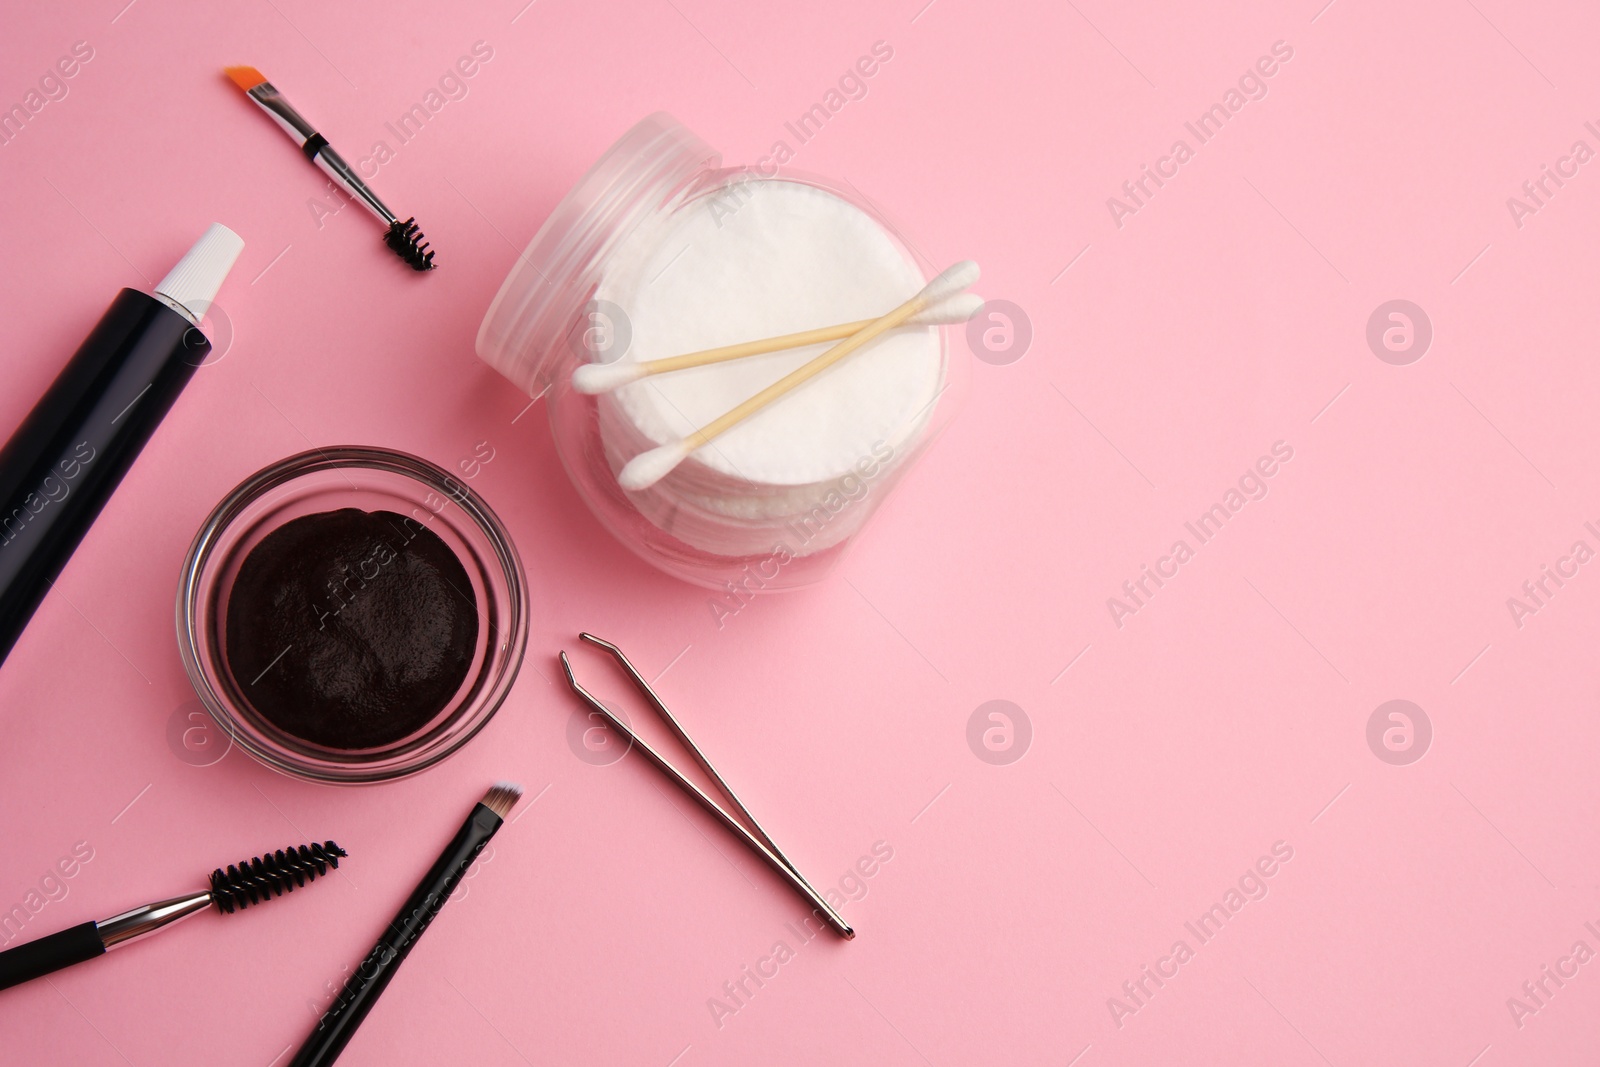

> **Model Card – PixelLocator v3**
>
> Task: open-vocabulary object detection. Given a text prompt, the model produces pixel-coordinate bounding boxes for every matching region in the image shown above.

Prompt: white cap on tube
[154,223,245,324]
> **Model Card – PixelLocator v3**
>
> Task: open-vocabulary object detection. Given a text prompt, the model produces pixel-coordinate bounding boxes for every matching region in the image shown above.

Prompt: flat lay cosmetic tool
[0,223,243,668]
[560,634,854,939]
[570,292,984,395]
[224,66,435,271]
[286,784,520,1067]
[0,842,345,991]
[617,259,980,491]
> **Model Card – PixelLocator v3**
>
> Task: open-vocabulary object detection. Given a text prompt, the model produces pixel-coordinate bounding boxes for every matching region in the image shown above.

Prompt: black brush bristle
[384,217,435,271]
[209,841,347,914]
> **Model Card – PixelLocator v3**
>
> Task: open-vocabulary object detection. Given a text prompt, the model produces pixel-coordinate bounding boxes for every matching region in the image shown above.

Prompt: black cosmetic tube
[0,224,242,667]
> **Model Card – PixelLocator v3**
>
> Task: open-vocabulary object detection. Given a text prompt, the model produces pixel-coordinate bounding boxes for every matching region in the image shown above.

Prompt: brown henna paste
[224,509,478,749]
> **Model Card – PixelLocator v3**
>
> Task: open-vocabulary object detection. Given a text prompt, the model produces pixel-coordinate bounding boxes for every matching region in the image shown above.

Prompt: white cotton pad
[591,179,945,557]
[596,180,942,485]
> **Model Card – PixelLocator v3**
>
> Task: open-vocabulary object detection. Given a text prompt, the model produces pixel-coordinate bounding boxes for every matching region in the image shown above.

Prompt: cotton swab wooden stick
[572,292,984,395]
[617,260,980,491]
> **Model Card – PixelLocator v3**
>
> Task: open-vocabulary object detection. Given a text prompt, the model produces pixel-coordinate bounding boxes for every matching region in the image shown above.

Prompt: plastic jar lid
[475,113,720,398]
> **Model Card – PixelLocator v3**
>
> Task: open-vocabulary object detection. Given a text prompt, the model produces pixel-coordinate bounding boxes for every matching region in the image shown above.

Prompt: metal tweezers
[560,633,854,939]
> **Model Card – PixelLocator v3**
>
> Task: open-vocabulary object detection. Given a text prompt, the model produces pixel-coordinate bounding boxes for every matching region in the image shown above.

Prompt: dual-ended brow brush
[0,842,346,991]
[224,66,435,271]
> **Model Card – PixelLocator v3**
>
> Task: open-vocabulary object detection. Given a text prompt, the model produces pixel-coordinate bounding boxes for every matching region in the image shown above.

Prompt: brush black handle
[0,921,106,991]
[287,804,504,1067]
[0,289,207,667]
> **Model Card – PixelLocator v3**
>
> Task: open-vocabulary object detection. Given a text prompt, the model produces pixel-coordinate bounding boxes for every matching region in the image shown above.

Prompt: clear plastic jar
[476,113,964,592]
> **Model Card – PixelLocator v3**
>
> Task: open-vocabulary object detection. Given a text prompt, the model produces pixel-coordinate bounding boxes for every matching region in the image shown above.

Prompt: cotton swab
[572,292,985,395]
[617,260,980,492]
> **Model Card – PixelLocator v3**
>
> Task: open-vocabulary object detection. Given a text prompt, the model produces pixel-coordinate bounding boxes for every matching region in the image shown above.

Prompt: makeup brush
[287,784,519,1067]
[224,66,435,271]
[571,292,984,395]
[618,260,980,491]
[0,842,346,991]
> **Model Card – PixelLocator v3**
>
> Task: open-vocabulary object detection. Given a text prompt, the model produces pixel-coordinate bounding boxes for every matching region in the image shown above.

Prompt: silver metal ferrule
[245,81,318,143]
[96,892,213,950]
[246,83,396,226]
[312,145,397,225]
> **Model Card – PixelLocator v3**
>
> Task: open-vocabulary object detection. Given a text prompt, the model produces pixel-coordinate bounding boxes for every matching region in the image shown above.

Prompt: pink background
[2,0,1597,1063]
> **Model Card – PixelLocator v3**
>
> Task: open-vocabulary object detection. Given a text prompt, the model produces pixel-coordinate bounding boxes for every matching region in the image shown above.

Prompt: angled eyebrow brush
[286,784,519,1067]
[0,842,346,991]
[224,66,435,271]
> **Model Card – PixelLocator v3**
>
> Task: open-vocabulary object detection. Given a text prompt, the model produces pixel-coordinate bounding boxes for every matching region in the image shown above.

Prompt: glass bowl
[177,447,528,784]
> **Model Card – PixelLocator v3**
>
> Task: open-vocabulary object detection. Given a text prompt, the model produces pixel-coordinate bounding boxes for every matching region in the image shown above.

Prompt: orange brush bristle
[224,66,267,92]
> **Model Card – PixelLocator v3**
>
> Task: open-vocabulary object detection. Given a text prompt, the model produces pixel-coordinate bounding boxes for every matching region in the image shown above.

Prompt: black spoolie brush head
[209,841,347,914]
[385,217,435,271]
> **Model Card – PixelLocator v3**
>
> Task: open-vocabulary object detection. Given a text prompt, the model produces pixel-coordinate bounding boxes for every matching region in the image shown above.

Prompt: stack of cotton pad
[590,180,944,559]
